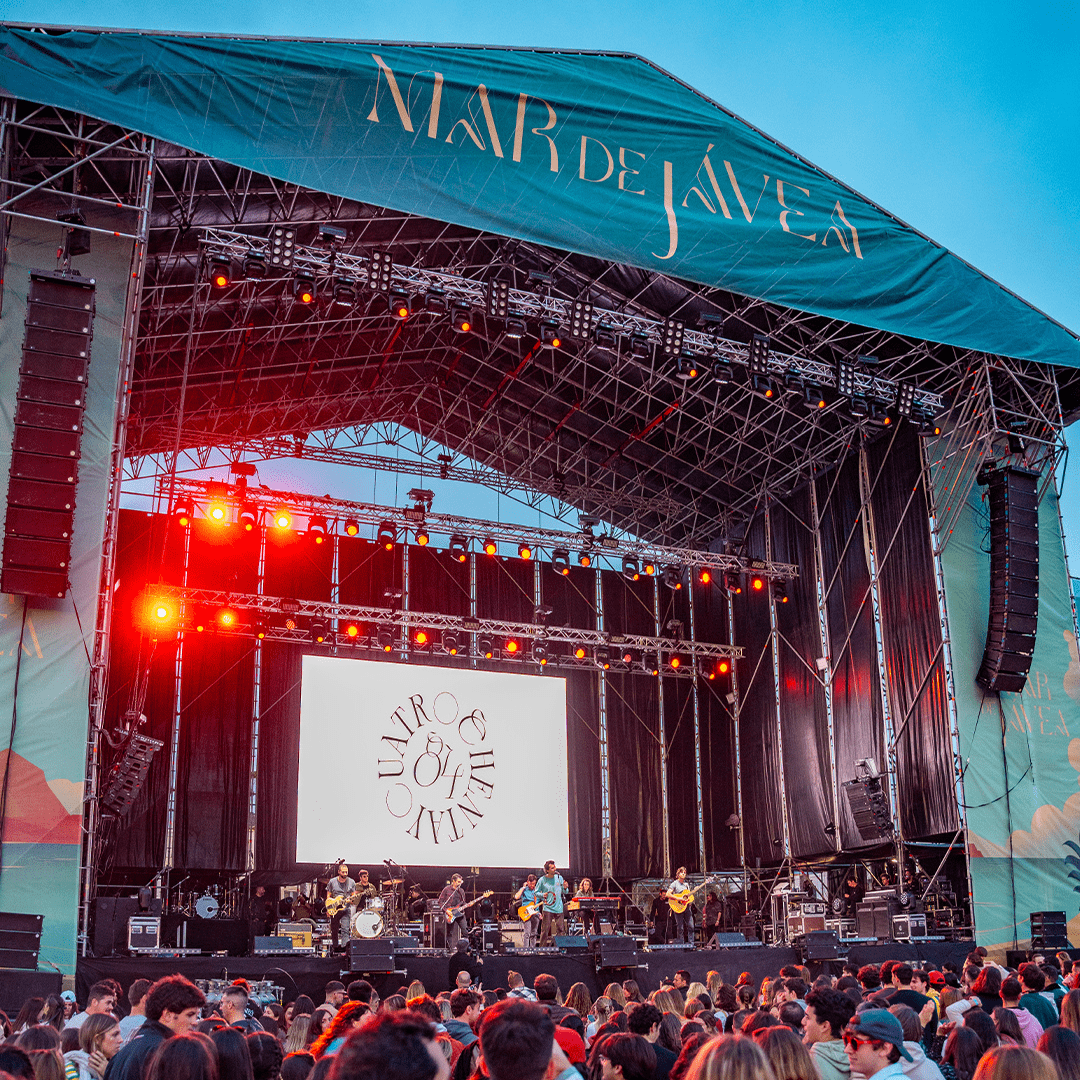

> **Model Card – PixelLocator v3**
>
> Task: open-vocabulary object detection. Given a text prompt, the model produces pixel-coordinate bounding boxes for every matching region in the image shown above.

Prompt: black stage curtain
[732,517,785,865]
[263,529,332,600]
[408,545,470,617]
[695,583,739,869]
[542,565,597,631]
[338,538,402,606]
[664,674,699,873]
[772,492,835,859]
[603,573,656,637]
[565,670,602,875]
[188,520,259,593]
[868,428,957,839]
[102,509,182,871]
[816,456,887,850]
[476,554,535,623]
[173,633,255,870]
[607,671,663,878]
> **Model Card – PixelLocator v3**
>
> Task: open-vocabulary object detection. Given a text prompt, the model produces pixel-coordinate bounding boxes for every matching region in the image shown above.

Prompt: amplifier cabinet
[128,916,161,952]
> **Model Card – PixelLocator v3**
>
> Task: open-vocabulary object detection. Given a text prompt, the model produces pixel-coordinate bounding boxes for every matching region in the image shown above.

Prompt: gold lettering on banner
[651,160,678,260]
[579,136,614,182]
[724,160,770,223]
[822,201,864,259]
[681,144,733,218]
[367,55,445,139]
[445,85,504,156]
[512,94,559,171]
[776,180,817,242]
[618,147,646,193]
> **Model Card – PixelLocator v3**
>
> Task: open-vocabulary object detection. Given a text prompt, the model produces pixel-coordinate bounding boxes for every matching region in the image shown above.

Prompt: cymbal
[381,878,404,886]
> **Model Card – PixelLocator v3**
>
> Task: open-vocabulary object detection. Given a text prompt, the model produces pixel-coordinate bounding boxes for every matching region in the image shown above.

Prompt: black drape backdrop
[664,674,699,873]
[816,456,888,850]
[772,492,835,858]
[868,429,957,839]
[733,517,785,865]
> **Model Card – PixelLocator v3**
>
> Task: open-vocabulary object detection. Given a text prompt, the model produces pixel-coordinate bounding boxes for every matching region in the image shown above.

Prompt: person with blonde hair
[1061,988,1080,1033]
[651,989,678,1015]
[753,1025,817,1080]
[405,980,426,1000]
[686,984,709,1008]
[971,1045,1061,1080]
[685,1033,779,1080]
[707,972,724,1001]
[606,983,628,1010]
[65,1014,123,1080]
[283,1014,312,1054]
[566,982,592,1021]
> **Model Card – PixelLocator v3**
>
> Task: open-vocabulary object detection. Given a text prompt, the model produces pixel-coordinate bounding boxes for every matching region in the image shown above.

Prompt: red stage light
[518,543,533,560]
[153,604,169,620]
[209,502,226,522]
[505,638,520,654]
[383,642,393,653]
[345,624,359,638]
[483,538,497,556]
[699,568,712,585]
[643,562,656,576]
[218,606,237,628]
[718,660,730,675]
[416,529,430,546]
[622,649,634,664]
[578,552,592,568]
[415,629,429,646]
[344,519,360,536]
[574,646,587,660]
[274,509,292,529]
[751,576,765,591]
[670,656,681,669]
[195,621,206,633]
[213,271,229,288]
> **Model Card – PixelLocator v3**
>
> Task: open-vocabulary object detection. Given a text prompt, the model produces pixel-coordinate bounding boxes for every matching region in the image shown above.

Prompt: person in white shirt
[117,980,150,1044]
[664,867,694,946]
[67,983,117,1031]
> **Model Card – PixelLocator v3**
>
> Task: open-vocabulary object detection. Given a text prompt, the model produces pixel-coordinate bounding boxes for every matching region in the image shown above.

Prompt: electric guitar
[667,875,723,914]
[517,891,555,922]
[325,889,362,917]
[445,890,493,924]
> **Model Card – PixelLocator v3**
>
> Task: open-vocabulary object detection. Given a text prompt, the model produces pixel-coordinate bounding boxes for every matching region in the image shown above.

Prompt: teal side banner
[0,219,131,974]
[0,27,1076,368]
[939,462,1080,952]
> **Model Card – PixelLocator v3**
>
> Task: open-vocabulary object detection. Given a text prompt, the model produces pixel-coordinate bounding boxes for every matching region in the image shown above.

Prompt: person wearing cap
[843,1009,913,1080]
[61,992,78,1022]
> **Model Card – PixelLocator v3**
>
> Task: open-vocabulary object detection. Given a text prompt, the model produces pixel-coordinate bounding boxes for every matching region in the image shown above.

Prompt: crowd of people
[1,948,1078,1080]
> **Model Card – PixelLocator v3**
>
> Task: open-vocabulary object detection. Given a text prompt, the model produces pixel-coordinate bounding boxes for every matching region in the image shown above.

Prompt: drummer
[355,870,377,908]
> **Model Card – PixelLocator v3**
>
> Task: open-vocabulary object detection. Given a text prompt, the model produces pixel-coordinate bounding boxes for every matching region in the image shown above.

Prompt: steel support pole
[596,571,613,880]
[246,525,268,872]
[766,507,792,861]
[687,583,706,872]
[727,599,747,890]
[655,577,671,880]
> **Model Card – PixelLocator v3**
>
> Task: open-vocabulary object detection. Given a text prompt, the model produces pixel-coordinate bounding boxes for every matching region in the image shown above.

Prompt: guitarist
[437,873,468,953]
[513,873,541,950]
[665,866,695,946]
[326,862,355,950]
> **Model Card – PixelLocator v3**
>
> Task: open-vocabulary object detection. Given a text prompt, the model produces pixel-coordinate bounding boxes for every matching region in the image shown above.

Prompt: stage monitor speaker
[705,932,746,947]
[842,777,893,841]
[347,939,395,973]
[592,935,637,969]
[1,270,94,599]
[976,466,1039,693]
[553,935,589,951]
[802,930,839,959]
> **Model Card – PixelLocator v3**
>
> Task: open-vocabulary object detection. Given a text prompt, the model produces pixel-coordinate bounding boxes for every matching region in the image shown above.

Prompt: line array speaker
[842,776,893,841]
[976,466,1039,693]
[1,271,95,598]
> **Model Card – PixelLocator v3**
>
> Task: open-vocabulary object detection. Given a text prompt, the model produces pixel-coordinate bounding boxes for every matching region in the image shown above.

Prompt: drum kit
[195,978,283,1006]
[349,876,405,939]
[174,884,236,920]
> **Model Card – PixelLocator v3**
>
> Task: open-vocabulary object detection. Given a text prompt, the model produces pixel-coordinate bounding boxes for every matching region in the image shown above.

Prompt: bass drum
[352,909,384,938]
[195,894,220,919]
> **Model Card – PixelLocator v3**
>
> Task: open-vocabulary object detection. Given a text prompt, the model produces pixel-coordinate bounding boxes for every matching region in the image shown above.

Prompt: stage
[75,940,975,1003]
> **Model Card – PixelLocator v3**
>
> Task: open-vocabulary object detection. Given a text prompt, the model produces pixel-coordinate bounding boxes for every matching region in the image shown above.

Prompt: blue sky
[15,1,1080,555]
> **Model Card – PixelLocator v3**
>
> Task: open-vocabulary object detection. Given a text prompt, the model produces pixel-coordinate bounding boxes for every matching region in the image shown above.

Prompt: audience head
[803,988,856,1043]
[753,1025,817,1080]
[79,1014,122,1059]
[533,974,558,1003]
[246,1031,284,1080]
[478,1000,555,1080]
[627,1003,663,1038]
[942,1027,985,1080]
[962,1009,999,1052]
[328,1012,447,1080]
[1036,1026,1080,1080]
[279,1053,315,1080]
[1018,964,1046,993]
[211,1027,254,1080]
[1062,989,1080,1033]
[144,1033,217,1080]
[887,1004,921,1044]
[683,1033,776,1080]
[600,1033,656,1080]
[145,976,206,1034]
[972,1045,1060,1080]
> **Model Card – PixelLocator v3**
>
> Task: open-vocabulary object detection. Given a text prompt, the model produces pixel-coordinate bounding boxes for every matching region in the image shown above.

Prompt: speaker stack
[1,270,95,599]
[976,466,1039,694]
[842,776,893,842]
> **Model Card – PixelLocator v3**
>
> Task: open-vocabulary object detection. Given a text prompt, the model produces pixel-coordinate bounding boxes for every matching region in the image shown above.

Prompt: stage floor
[76,939,975,1003]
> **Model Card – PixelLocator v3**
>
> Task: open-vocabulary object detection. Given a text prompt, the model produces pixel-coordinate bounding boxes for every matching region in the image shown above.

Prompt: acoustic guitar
[667,875,723,914]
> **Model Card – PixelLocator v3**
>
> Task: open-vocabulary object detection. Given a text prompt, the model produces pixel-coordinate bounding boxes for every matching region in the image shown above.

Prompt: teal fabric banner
[1,27,1076,368]
[938,460,1080,952]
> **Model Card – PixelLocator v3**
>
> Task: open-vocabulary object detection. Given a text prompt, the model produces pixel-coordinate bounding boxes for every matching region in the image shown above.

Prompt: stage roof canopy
[1,25,1076,545]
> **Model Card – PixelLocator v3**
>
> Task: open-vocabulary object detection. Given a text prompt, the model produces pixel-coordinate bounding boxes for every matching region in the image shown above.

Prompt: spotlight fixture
[895,382,917,417]
[578,550,593,568]
[836,360,856,397]
[676,353,700,379]
[377,626,395,652]
[621,647,635,665]
[629,333,651,358]
[504,314,527,339]
[699,567,712,585]
[377,520,396,550]
[423,287,448,313]
[414,628,430,647]
[332,277,358,305]
[478,635,495,660]
[551,549,571,575]
[217,605,237,629]
[152,602,170,621]
[442,630,463,656]
[254,620,267,640]
[310,618,328,644]
[783,370,804,396]
[642,652,660,676]
[662,318,685,357]
[749,333,770,372]
[913,409,942,437]
[532,641,548,666]
[772,579,788,604]
[504,637,521,656]
[415,528,430,546]
[573,645,588,660]
[308,515,327,543]
[319,223,347,246]
[209,257,231,288]
[751,373,776,399]
[389,289,411,320]
[593,323,618,351]
[450,302,472,333]
[208,501,227,522]
[449,534,468,562]
[487,277,510,319]
[539,319,561,348]
[724,570,743,594]
[869,400,893,426]
[518,542,533,561]
[294,274,316,304]
[712,360,734,384]
[268,226,295,268]
[238,504,257,532]
[662,564,684,590]
[569,299,593,339]
[242,251,267,279]
[368,249,393,292]
[750,574,766,592]
[594,645,612,670]
[343,519,360,537]
[718,659,731,675]
[802,384,827,409]
[482,537,498,556]
[622,556,640,581]
[344,622,360,640]
[175,501,193,528]
[848,395,869,418]
[643,560,656,577]
[669,655,682,670]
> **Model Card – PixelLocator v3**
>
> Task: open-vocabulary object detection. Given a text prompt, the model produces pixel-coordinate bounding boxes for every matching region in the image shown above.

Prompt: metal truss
[147,584,743,668]
[158,476,800,578]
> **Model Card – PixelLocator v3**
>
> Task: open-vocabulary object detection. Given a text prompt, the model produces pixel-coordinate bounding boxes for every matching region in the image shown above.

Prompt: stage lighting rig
[569,299,593,339]
[578,549,593,568]
[332,277,358,306]
[622,556,640,581]
[803,383,827,409]
[486,276,510,318]
[772,579,788,603]
[551,549,571,575]
[643,652,660,676]
[369,249,393,292]
[698,567,712,585]
[310,618,328,644]
[532,641,548,666]
[593,323,618,352]
[539,319,561,348]
[662,564,684,590]
[676,352,701,379]
[174,501,192,528]
[482,537,498,556]
[343,622,360,640]
[423,287,448,313]
[413,628,431,647]
[518,542,533,561]
[208,256,231,288]
[749,333,770,372]
[293,274,316,304]
[478,635,495,660]
[836,360,856,397]
[415,528,430,546]
[254,620,268,640]
[442,630,463,656]
[669,655,682,670]
[712,360,734,384]
[242,251,267,279]
[207,483,228,522]
[449,534,469,562]
[504,637,521,656]
[343,519,360,537]
[724,570,743,594]
[377,626,395,652]
[308,515,327,543]
[750,573,766,592]
[274,508,293,529]
[238,504,257,532]
[643,560,656,577]
[594,645,612,670]
[217,605,237,629]
[450,302,472,333]
[848,395,869,418]
[751,373,776,399]
[268,226,295,268]
[573,645,588,660]
[662,318,684,357]
[389,289,411,320]
[377,520,396,550]
[630,333,651,358]
[895,381,917,417]
[504,314,527,339]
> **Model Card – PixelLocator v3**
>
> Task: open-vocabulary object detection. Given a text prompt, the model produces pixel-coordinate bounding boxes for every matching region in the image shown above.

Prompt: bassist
[437,873,468,953]
[513,873,541,950]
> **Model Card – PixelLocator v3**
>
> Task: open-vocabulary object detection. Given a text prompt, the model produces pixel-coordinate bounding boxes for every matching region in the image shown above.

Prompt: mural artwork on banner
[939,461,1080,952]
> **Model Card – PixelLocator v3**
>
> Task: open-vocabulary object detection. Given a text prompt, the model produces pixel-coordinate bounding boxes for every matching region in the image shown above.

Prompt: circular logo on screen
[377,690,494,844]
